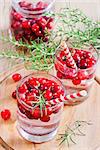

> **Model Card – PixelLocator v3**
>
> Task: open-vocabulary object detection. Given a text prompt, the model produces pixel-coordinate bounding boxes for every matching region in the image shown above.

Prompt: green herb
[57,120,92,147]
[0,8,99,71]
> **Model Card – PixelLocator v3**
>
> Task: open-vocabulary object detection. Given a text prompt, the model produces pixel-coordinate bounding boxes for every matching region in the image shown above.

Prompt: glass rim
[55,44,99,72]
[16,72,65,110]
[12,0,55,15]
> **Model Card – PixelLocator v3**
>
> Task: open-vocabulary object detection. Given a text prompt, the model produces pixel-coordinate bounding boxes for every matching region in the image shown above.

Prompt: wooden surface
[0,64,100,150]
[0,0,100,150]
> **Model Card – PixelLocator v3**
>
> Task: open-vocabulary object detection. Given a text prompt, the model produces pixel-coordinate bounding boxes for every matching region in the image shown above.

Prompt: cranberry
[31,88,39,96]
[12,91,16,99]
[15,33,23,41]
[79,59,87,69]
[53,85,62,93]
[13,12,23,20]
[73,53,80,62]
[12,73,22,82]
[35,30,43,37]
[22,20,31,29]
[24,29,31,35]
[11,21,22,29]
[38,17,47,27]
[44,90,53,101]
[72,77,81,85]
[47,22,53,29]
[57,71,64,79]
[26,92,36,101]
[1,109,11,120]
[28,77,39,87]
[32,108,41,119]
[53,90,64,98]
[40,115,50,122]
[18,84,28,93]
[32,23,40,33]
[87,58,96,68]
[77,71,88,80]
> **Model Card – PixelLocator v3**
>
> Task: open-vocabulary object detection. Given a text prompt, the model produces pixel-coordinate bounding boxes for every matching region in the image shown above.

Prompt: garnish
[57,120,92,147]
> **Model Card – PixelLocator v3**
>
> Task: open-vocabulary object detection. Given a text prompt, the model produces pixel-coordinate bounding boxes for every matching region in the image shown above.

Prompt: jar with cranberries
[10,0,55,43]
[55,43,99,105]
[16,72,65,143]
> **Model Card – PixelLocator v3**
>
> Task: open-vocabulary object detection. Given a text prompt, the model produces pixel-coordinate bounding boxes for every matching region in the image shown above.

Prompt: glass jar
[10,0,55,43]
[54,43,99,105]
[16,72,65,143]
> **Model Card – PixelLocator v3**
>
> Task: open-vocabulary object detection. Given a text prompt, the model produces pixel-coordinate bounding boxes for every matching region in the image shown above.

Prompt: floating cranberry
[44,90,53,101]
[79,59,87,69]
[77,71,88,80]
[11,21,22,29]
[40,115,50,122]
[28,77,39,87]
[57,71,64,79]
[72,77,81,85]
[22,20,31,29]
[32,108,41,119]
[1,109,11,121]
[12,73,22,82]
[12,91,16,99]
[38,17,47,27]
[18,84,28,93]
[47,22,53,29]
[32,23,40,33]
[13,12,23,20]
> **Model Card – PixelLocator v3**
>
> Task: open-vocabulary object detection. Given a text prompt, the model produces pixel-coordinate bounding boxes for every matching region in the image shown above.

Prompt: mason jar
[10,0,55,43]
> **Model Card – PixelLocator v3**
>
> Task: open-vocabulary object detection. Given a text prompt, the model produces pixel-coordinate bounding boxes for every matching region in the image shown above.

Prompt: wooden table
[0,1,100,150]
[0,62,100,150]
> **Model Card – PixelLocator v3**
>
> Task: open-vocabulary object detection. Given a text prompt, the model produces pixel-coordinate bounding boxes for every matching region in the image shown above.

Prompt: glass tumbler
[54,43,99,105]
[16,72,65,143]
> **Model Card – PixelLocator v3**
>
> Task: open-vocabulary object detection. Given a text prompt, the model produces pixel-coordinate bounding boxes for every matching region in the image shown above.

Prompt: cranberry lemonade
[16,73,65,143]
[55,45,98,105]
[10,0,54,42]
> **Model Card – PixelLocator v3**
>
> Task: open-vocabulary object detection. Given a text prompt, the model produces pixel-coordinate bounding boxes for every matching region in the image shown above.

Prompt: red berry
[77,71,88,80]
[12,91,16,99]
[26,92,36,101]
[22,20,31,29]
[38,17,47,27]
[72,77,81,85]
[35,30,43,37]
[12,73,22,82]
[1,109,11,120]
[18,84,28,93]
[11,21,22,29]
[47,22,53,29]
[32,108,41,119]
[40,115,50,122]
[13,12,23,20]
[32,23,40,33]
[57,71,64,79]
[44,90,53,101]
[28,77,39,87]
[80,59,87,69]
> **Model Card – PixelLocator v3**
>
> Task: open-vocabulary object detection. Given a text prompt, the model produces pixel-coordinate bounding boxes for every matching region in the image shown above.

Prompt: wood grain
[0,64,100,150]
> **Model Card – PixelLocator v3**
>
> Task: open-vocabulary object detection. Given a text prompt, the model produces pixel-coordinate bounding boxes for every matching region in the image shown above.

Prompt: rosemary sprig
[57,120,92,147]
